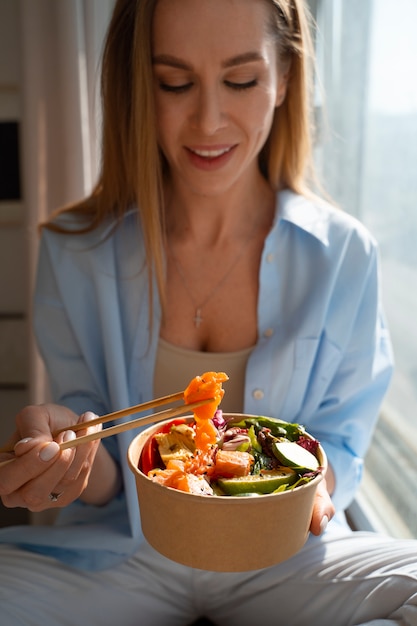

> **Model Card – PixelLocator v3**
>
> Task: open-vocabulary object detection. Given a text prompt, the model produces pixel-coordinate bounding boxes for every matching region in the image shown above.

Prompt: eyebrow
[152,51,265,70]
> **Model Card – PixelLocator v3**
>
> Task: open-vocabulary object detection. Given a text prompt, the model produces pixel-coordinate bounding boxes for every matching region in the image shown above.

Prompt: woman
[0,1,416,624]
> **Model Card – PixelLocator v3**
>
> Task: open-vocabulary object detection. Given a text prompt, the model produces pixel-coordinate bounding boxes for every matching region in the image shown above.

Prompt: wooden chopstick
[58,397,214,450]
[0,398,214,467]
[0,390,185,455]
[53,390,184,437]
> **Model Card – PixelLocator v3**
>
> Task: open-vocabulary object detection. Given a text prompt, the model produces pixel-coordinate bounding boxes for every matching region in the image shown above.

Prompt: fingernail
[63,430,76,443]
[81,411,98,422]
[39,441,60,462]
[14,437,33,448]
[320,515,329,534]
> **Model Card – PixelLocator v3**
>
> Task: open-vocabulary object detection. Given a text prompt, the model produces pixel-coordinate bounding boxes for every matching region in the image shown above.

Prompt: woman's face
[151,0,288,199]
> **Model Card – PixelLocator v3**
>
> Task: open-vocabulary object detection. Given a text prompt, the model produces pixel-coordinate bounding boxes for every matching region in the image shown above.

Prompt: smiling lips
[186,144,236,169]
[190,146,232,158]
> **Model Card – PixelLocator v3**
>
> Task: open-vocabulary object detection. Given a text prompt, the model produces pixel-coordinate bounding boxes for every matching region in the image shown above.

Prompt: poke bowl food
[127,372,327,572]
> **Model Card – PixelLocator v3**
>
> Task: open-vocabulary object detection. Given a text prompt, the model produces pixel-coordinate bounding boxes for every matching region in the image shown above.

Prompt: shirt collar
[276,188,332,247]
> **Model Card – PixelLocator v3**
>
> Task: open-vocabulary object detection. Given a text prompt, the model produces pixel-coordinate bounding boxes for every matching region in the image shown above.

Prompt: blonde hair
[44,0,317,309]
[262,0,316,192]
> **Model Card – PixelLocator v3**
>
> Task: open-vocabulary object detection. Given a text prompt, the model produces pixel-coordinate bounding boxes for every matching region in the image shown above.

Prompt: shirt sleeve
[249,203,395,514]
[301,244,394,511]
[33,233,120,464]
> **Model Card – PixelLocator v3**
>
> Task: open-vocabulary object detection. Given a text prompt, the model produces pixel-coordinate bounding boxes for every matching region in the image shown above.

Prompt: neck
[164,170,275,247]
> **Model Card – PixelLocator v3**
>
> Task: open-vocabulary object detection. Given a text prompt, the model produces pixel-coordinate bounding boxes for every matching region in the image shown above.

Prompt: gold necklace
[169,242,249,328]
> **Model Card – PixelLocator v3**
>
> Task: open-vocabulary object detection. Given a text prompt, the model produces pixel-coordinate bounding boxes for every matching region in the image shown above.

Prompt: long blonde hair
[44,0,316,309]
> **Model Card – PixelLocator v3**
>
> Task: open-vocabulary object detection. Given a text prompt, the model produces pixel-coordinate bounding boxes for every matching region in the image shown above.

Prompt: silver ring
[48,492,63,502]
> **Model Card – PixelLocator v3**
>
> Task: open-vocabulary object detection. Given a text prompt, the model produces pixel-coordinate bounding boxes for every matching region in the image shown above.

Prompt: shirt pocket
[280,335,342,421]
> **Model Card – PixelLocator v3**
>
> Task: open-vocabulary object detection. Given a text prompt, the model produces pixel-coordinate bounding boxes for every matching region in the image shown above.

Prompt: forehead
[152,0,276,59]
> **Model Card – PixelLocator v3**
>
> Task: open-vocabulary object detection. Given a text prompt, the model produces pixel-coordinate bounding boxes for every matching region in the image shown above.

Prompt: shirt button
[264,328,273,338]
[266,253,274,263]
[253,389,264,400]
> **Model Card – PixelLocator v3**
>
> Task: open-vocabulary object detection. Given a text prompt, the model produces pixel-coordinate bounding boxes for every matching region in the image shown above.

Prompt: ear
[275,60,291,107]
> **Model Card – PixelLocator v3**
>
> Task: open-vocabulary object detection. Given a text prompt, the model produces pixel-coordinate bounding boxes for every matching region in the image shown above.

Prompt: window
[312,0,417,536]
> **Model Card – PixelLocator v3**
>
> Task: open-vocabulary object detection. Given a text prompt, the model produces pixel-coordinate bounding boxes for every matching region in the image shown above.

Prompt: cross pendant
[194,308,203,328]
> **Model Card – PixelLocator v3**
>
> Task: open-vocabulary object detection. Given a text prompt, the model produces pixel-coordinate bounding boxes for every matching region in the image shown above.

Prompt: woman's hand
[0,403,105,511]
[309,470,336,536]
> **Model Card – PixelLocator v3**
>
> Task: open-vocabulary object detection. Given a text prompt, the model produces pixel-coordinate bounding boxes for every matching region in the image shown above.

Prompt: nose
[192,85,226,135]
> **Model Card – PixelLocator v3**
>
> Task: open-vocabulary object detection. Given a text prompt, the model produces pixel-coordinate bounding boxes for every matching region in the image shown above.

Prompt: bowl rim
[128,413,327,500]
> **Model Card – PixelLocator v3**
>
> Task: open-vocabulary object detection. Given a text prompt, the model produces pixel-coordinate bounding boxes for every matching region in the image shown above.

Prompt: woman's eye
[157,78,258,93]
[159,82,192,94]
[225,79,258,91]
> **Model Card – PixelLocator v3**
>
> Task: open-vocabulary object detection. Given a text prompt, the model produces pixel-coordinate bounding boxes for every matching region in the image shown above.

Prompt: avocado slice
[216,468,297,495]
[272,441,319,471]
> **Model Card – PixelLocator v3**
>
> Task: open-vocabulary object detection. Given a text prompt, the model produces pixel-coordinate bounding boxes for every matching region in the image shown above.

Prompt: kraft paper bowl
[127,414,327,572]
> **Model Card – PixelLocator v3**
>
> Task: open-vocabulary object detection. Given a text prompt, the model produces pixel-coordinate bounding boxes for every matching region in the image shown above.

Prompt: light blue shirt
[0,190,393,570]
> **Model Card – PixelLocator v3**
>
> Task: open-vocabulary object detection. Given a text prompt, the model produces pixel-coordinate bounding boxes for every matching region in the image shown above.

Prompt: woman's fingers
[0,407,103,511]
[0,438,75,510]
[309,477,336,536]
[54,412,102,483]
[14,403,76,440]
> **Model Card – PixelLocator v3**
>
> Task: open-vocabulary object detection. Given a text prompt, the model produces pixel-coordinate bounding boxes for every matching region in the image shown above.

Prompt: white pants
[1,531,417,626]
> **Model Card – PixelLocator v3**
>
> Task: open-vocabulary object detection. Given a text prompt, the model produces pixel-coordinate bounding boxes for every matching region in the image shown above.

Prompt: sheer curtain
[313,0,417,537]
[18,0,114,406]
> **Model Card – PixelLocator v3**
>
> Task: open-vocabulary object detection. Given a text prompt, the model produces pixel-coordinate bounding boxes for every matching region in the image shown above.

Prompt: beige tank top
[154,337,253,413]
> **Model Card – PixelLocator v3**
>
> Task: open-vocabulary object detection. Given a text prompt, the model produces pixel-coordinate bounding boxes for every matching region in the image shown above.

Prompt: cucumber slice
[216,468,297,495]
[272,441,319,471]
